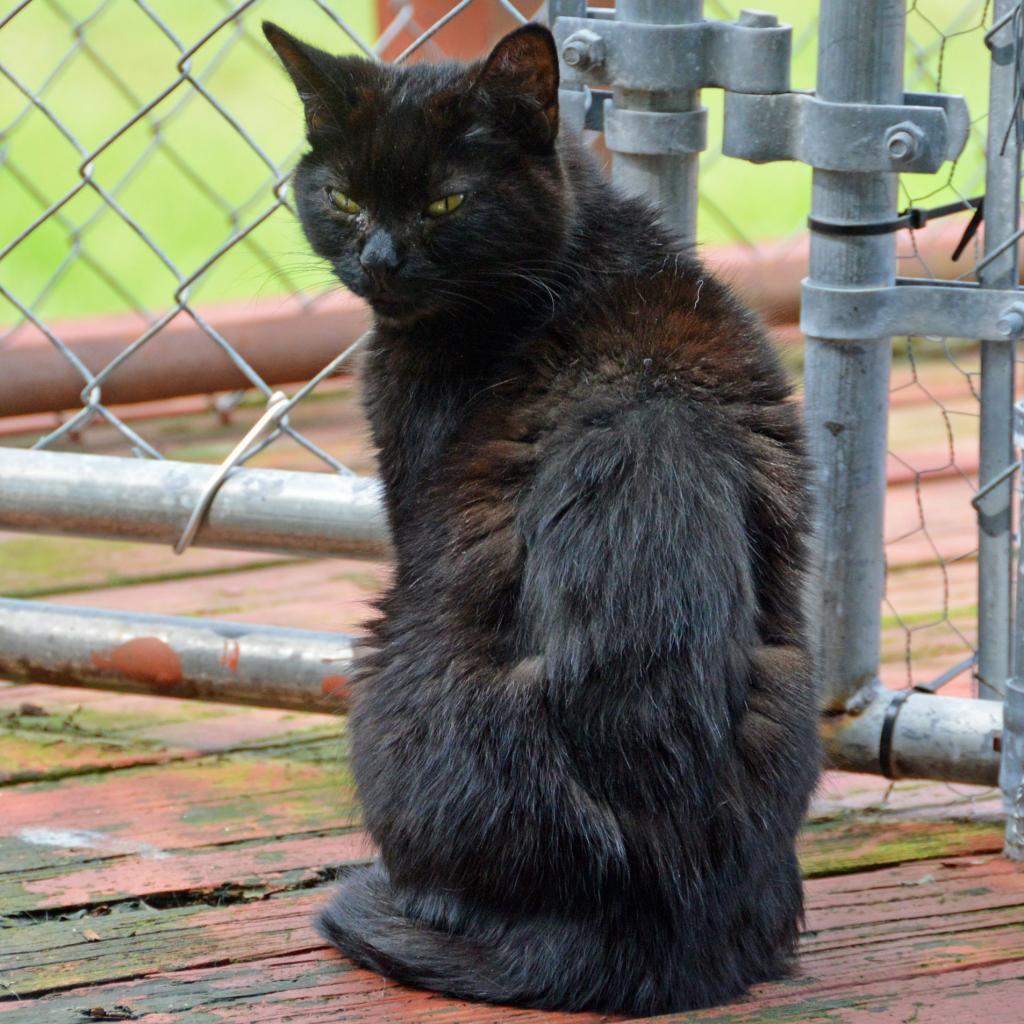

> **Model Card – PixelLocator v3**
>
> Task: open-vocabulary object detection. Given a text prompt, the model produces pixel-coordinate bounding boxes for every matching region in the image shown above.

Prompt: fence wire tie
[171,331,371,556]
[971,459,1020,512]
[173,390,290,556]
[807,195,983,259]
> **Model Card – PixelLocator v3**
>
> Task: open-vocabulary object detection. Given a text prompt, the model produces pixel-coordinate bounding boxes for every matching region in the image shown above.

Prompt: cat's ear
[263,22,343,133]
[472,24,559,144]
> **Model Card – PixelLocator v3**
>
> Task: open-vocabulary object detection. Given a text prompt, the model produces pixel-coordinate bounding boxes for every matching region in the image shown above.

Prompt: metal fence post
[979,0,1022,703]
[803,0,905,712]
[609,0,703,242]
[1004,401,1024,859]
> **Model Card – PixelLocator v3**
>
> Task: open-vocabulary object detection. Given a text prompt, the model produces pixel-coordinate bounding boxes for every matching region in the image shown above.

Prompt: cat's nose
[360,228,404,280]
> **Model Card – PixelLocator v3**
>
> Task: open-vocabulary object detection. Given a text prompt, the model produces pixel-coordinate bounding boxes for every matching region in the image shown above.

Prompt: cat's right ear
[263,22,338,133]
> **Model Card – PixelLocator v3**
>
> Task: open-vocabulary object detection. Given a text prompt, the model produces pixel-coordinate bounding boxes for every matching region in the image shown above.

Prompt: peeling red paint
[220,640,241,673]
[90,637,182,686]
[321,674,350,699]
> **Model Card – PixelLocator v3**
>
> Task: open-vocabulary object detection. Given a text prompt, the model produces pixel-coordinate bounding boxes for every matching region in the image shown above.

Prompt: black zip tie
[878,653,977,776]
[951,198,984,262]
[878,688,915,780]
[808,194,984,258]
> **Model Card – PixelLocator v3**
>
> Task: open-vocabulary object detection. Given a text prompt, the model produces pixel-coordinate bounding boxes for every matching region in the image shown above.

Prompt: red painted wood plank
[0,756,356,875]
[0,813,1004,919]
[0,681,340,765]
[0,830,373,916]
[679,960,1024,1022]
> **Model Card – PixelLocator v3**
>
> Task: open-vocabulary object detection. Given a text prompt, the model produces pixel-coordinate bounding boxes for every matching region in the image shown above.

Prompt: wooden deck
[2,348,1023,1021]
[1,679,1020,1023]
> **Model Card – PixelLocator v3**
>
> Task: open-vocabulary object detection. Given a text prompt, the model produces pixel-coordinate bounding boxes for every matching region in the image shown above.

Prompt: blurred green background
[0,0,992,326]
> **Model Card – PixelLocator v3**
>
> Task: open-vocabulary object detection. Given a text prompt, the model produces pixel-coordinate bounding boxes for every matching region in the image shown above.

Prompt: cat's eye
[425,193,465,217]
[328,188,361,215]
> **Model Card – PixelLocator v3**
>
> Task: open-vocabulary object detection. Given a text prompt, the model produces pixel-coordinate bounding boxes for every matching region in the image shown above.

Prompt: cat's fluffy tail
[315,863,601,1011]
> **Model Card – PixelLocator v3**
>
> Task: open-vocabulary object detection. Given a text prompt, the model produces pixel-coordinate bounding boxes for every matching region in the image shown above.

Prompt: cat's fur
[265,21,820,1015]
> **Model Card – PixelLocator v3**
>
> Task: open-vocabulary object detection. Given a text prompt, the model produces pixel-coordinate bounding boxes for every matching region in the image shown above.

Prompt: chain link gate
[1,1,1022,855]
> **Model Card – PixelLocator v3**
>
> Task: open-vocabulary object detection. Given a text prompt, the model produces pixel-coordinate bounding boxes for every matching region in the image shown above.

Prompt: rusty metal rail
[0,599,356,713]
[0,598,1002,784]
[1,295,369,417]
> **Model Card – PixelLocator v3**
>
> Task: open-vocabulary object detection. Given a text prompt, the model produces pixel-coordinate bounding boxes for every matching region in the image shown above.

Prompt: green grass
[0,0,378,323]
[0,0,992,326]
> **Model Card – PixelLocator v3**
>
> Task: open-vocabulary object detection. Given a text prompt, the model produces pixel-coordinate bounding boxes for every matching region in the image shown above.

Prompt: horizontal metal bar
[0,294,369,416]
[822,689,1003,786]
[0,596,1005,788]
[0,447,390,559]
[801,280,1024,341]
[0,599,355,713]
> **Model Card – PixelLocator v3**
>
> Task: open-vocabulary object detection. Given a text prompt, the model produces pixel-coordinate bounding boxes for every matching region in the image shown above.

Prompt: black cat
[265,20,820,1015]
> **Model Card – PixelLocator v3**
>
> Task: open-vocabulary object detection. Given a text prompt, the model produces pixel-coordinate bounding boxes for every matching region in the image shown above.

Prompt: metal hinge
[724,90,970,174]
[553,6,968,174]
[555,11,792,94]
[800,279,1024,341]
[554,8,790,157]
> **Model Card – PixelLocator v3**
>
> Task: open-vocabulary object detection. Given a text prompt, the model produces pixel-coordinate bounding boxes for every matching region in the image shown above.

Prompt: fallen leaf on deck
[82,927,101,941]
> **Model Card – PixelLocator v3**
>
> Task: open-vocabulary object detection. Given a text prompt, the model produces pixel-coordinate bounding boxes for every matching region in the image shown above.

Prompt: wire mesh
[885,0,1004,699]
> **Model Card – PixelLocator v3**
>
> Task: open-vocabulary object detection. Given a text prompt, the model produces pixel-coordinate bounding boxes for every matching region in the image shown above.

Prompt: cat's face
[265,23,567,327]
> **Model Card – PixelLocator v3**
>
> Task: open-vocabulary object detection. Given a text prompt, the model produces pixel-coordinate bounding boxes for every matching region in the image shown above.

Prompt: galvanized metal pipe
[1004,403,1024,858]
[1004,678,1024,859]
[822,691,1003,787]
[611,0,703,241]
[0,447,390,559]
[978,0,1022,703]
[803,0,904,712]
[0,599,356,713]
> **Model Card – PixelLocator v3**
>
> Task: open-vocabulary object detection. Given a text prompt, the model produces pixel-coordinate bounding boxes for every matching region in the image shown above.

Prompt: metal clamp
[603,104,707,156]
[554,12,792,95]
[878,688,915,779]
[723,90,970,173]
[800,279,1024,341]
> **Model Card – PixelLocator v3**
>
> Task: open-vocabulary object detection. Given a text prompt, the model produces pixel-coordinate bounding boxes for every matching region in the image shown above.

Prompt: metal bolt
[997,303,1024,338]
[884,121,924,164]
[561,30,605,72]
[737,9,780,28]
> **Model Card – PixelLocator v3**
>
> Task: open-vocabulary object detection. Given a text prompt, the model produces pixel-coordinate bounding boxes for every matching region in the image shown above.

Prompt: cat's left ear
[263,22,344,134]
[472,24,559,144]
